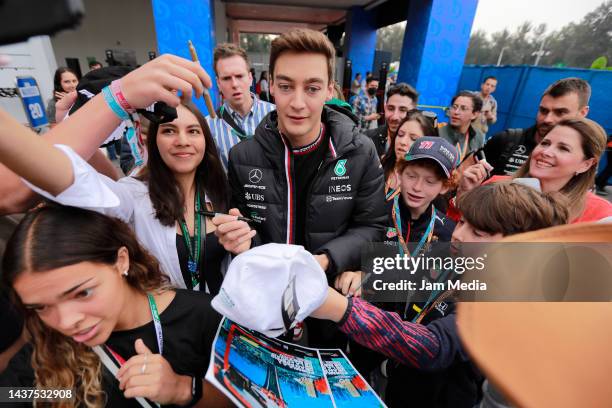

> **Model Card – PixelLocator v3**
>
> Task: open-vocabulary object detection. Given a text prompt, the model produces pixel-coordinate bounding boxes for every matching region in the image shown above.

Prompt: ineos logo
[248,169,263,184]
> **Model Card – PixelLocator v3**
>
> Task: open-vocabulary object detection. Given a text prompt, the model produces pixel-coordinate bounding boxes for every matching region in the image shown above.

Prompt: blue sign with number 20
[16,76,49,129]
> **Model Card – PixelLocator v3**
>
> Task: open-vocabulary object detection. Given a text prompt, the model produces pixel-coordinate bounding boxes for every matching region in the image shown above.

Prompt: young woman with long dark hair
[2,205,227,407]
[1,55,247,294]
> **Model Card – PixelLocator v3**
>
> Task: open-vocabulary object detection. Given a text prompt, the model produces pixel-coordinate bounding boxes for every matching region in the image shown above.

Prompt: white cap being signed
[211,243,328,337]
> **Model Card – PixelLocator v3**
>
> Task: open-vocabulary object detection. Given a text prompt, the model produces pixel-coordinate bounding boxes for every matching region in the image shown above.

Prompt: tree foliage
[376,22,406,62]
[465,1,612,67]
[239,33,278,54]
[374,1,610,68]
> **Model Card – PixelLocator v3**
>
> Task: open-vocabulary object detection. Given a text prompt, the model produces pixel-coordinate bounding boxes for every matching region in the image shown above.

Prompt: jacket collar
[444,124,476,143]
[255,105,363,167]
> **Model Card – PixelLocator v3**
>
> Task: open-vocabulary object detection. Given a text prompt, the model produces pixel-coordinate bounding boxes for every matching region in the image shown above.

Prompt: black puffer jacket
[227,106,387,275]
[483,126,538,176]
[364,124,388,157]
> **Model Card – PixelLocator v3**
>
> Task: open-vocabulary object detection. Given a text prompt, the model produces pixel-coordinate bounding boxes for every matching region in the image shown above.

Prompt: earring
[122,270,128,276]
[575,171,580,176]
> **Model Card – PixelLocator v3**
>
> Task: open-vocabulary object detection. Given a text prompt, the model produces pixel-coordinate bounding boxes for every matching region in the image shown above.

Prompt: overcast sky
[471,0,605,34]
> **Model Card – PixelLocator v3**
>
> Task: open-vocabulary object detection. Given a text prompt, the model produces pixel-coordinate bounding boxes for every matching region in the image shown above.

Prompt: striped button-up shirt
[206,95,275,171]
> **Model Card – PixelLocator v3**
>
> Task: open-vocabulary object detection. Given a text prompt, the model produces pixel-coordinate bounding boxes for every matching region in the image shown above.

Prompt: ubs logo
[245,192,264,201]
[248,169,263,184]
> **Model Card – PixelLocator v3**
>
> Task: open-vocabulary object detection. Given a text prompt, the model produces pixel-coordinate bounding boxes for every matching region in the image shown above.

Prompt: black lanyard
[217,105,249,140]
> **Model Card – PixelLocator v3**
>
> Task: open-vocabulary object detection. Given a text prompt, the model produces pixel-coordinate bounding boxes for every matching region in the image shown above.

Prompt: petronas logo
[334,159,347,176]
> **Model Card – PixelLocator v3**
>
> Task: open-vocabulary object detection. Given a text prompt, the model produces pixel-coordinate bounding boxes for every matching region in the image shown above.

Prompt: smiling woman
[1,55,243,295]
[23,102,241,295]
[457,117,612,223]
[511,118,611,221]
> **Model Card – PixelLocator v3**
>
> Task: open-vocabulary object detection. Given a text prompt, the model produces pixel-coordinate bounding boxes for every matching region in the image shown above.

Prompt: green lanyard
[178,189,201,288]
[146,293,163,355]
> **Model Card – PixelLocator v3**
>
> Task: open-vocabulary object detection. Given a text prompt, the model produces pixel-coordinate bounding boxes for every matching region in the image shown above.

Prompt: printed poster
[206,318,335,408]
[319,349,387,408]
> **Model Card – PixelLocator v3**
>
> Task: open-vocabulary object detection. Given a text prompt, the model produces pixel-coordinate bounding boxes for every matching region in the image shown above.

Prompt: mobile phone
[513,178,542,192]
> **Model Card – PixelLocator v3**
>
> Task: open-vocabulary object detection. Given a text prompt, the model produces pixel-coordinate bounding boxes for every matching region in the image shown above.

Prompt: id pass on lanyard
[179,189,202,290]
[105,293,163,362]
[391,195,436,257]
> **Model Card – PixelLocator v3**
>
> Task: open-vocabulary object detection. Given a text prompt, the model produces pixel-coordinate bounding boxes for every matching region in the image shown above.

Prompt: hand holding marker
[199,210,253,223]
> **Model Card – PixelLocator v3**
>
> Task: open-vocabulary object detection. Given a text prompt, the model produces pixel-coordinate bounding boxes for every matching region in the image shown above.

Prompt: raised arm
[0,54,211,199]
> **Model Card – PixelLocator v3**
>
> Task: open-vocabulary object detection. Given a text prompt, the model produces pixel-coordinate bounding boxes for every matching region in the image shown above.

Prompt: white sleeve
[22,144,135,223]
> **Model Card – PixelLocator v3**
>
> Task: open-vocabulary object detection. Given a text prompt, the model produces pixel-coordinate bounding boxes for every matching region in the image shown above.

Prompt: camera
[0,0,84,46]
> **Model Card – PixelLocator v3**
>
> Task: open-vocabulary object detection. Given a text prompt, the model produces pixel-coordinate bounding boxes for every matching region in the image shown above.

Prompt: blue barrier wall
[457,65,612,136]
[344,7,378,86]
[458,65,612,181]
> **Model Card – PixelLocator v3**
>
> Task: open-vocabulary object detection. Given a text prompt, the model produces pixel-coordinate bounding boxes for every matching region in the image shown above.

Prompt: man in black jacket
[484,77,590,176]
[214,29,387,346]
[365,83,419,158]
[219,27,387,274]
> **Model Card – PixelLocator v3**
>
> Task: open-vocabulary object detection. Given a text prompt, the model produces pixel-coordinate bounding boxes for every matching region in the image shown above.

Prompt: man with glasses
[365,83,419,157]
[439,91,484,162]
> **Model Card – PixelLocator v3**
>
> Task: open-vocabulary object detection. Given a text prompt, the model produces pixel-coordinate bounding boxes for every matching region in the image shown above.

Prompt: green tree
[465,30,493,64]
[465,0,611,68]
[239,33,277,53]
[591,56,608,69]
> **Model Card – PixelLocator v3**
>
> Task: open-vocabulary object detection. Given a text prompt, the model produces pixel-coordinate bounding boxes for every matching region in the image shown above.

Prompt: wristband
[102,86,130,121]
[110,80,135,113]
[102,86,144,166]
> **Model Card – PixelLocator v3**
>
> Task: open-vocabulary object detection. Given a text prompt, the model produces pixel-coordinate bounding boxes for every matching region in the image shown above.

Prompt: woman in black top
[2,205,228,407]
